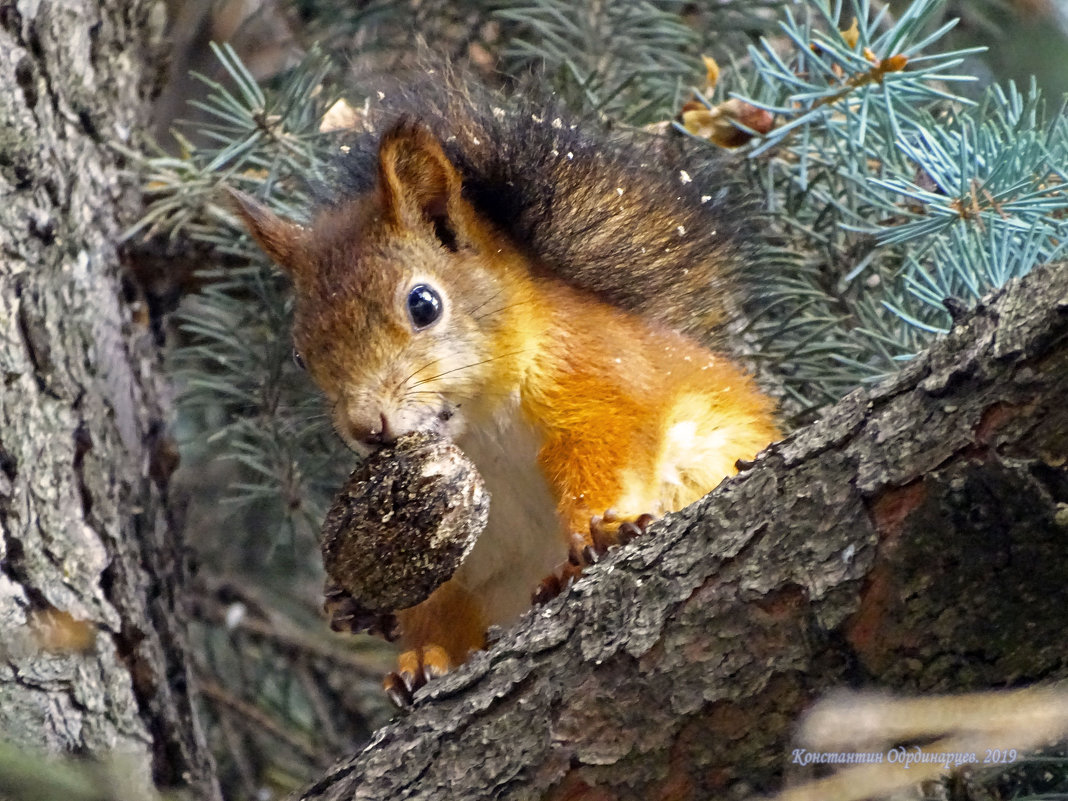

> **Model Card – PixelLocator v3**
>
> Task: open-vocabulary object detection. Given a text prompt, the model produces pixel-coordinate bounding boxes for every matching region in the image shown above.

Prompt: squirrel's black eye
[292,348,306,370]
[407,284,443,329]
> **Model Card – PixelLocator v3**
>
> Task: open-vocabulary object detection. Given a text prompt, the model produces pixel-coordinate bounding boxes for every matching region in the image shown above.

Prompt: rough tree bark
[301,262,1068,801]
[0,2,218,798]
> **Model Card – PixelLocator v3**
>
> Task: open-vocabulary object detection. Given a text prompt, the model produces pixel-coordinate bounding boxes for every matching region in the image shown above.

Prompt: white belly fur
[454,400,565,627]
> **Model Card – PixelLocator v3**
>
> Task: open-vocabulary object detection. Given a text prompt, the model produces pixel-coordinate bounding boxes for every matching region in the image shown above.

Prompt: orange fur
[524,280,778,539]
[395,580,486,665]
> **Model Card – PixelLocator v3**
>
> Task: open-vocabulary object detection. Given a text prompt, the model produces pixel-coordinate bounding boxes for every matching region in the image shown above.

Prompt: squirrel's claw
[533,511,657,605]
[383,673,413,708]
[587,509,655,556]
[587,510,656,557]
[532,563,580,605]
[323,582,399,640]
[619,514,655,544]
[384,645,451,708]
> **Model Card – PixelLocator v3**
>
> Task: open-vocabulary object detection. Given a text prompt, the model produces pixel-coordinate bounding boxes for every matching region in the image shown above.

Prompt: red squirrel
[231,78,779,704]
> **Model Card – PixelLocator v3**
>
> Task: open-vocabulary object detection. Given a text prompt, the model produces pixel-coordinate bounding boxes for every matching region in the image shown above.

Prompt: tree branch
[301,262,1068,801]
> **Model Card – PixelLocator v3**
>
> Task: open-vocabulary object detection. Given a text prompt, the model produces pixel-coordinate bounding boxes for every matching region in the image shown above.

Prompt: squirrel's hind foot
[383,645,452,708]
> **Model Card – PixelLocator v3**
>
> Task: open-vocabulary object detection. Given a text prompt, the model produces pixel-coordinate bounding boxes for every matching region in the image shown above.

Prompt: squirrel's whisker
[411,349,531,388]
[468,289,505,317]
[396,357,442,397]
[472,299,537,322]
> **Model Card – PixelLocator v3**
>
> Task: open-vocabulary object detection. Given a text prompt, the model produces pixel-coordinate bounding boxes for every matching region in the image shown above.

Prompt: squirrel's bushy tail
[328,67,760,343]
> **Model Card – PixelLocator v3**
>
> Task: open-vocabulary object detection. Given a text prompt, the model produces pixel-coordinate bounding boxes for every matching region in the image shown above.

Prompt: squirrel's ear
[377,121,464,247]
[227,187,307,275]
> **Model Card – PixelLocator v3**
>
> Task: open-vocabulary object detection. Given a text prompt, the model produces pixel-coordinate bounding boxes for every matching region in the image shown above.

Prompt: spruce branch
[131,45,350,535]
[693,0,1068,413]
[494,0,700,120]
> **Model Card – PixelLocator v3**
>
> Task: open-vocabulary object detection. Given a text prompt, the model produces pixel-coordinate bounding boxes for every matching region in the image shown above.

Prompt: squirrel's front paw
[579,510,656,564]
[323,582,399,641]
[383,645,452,708]
[532,510,656,604]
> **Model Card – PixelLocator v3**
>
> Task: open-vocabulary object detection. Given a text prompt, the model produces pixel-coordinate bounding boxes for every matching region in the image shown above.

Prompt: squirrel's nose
[346,412,397,447]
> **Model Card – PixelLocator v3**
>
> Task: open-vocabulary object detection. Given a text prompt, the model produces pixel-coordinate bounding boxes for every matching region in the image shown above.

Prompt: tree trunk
[0,2,218,798]
[300,261,1068,801]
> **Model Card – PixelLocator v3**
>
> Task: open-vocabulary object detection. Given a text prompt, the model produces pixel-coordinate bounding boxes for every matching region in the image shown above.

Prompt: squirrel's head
[230,121,535,454]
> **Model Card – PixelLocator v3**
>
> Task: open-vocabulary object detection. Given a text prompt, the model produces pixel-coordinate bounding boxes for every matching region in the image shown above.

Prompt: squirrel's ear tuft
[227,187,307,274]
[377,120,464,249]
